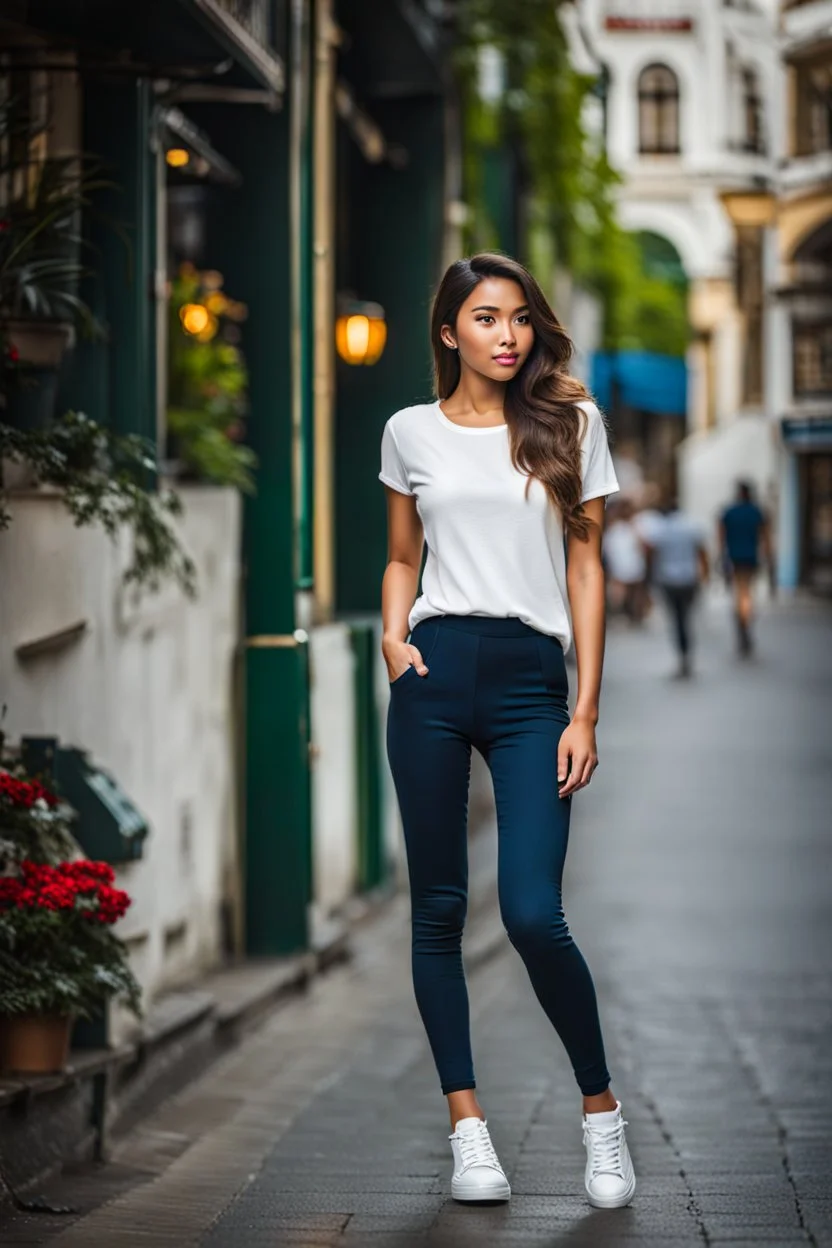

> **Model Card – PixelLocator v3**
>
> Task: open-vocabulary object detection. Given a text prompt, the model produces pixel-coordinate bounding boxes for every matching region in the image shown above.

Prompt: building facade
[0,0,459,1040]
[579,0,780,540]
[772,0,832,590]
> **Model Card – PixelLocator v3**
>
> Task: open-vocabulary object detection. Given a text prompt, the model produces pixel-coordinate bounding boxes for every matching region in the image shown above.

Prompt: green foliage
[0,907,141,1020]
[576,226,689,356]
[167,407,257,493]
[0,411,197,596]
[455,0,610,266]
[167,265,257,493]
[0,800,78,871]
[455,3,690,356]
[0,94,120,336]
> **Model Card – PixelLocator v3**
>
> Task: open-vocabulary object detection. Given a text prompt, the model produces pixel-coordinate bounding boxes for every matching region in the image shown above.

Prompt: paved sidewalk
[2,592,831,1246]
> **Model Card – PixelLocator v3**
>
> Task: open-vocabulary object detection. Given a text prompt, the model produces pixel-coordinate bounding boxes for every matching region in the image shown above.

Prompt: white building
[0,488,243,1036]
[769,0,832,590]
[577,0,781,542]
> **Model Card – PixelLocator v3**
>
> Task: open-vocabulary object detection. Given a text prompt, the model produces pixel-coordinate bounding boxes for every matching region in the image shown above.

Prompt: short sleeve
[579,401,620,503]
[379,421,413,496]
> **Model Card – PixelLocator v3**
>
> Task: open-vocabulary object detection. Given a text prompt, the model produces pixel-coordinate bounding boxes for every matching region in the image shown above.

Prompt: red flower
[7,345,20,363]
[0,859,131,924]
[0,771,60,808]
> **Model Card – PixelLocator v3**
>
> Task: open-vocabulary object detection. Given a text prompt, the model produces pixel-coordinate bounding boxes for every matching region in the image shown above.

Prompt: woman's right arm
[381,488,430,681]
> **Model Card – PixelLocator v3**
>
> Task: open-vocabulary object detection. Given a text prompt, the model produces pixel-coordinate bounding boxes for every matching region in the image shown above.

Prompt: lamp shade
[335,301,387,366]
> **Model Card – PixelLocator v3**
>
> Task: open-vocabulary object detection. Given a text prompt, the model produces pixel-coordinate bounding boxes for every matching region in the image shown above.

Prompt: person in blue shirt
[719,481,773,656]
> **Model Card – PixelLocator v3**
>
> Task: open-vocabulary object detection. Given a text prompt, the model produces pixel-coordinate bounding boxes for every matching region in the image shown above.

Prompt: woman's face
[441,277,534,384]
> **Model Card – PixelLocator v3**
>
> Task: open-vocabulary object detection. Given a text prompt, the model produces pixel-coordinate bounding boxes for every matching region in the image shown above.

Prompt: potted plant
[1,410,198,596]
[0,766,79,873]
[0,92,112,429]
[167,263,257,492]
[0,858,141,1073]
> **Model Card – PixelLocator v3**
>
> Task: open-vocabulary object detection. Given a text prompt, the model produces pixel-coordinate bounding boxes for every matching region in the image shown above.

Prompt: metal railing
[213,0,271,46]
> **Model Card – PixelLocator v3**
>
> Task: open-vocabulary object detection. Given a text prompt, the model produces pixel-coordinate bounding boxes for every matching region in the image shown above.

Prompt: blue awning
[591,351,687,418]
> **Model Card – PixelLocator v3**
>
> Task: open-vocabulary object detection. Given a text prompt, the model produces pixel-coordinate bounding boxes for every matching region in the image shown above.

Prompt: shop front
[782,417,832,593]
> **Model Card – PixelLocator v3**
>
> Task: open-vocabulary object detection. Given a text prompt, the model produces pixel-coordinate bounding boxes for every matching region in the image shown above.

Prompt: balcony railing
[212,0,271,47]
[603,0,694,30]
[794,322,832,397]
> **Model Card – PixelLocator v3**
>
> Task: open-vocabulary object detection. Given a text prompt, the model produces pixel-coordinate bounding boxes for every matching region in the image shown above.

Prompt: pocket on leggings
[535,633,568,697]
[389,663,417,688]
[410,617,441,668]
[389,618,441,688]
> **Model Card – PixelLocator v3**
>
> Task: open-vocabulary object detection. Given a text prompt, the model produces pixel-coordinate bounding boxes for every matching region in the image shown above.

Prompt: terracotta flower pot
[0,1014,72,1074]
[2,319,74,368]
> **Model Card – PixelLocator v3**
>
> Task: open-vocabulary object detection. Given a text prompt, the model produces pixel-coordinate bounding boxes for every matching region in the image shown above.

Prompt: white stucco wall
[578,0,781,532]
[310,618,409,913]
[678,414,778,551]
[580,0,777,280]
[0,485,242,1038]
[309,623,359,915]
[374,620,408,893]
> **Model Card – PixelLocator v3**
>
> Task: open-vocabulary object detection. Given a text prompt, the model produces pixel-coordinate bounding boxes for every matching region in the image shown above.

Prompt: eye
[516,314,530,325]
[475,315,495,325]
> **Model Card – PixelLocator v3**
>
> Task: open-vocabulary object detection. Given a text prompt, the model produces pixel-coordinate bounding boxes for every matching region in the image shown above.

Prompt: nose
[499,321,516,347]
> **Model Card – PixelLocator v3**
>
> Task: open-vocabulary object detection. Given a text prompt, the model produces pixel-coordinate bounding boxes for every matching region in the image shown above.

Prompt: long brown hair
[431,253,596,541]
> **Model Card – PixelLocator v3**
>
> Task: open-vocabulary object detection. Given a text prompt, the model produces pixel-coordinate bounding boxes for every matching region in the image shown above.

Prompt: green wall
[195,99,311,955]
[335,96,446,614]
[64,79,157,446]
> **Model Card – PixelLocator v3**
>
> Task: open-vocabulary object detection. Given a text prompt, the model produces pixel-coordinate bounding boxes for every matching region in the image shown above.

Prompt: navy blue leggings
[386,614,611,1098]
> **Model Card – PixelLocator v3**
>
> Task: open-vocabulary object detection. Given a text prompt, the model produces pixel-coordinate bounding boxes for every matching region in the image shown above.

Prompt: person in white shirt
[603,498,648,622]
[643,499,710,678]
[379,253,635,1211]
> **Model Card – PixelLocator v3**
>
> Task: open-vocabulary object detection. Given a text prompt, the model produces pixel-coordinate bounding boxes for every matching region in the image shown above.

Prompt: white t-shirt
[378,398,619,652]
[633,508,664,546]
[647,511,706,587]
[604,520,646,584]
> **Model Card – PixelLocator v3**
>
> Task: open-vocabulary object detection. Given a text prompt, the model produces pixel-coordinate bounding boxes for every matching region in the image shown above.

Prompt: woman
[379,253,635,1210]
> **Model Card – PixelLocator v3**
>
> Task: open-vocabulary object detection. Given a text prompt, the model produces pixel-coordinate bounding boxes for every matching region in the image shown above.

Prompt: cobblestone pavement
[3,591,831,1247]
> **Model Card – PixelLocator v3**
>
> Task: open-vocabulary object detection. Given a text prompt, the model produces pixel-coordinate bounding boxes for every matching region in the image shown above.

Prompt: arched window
[742,68,765,154]
[638,65,680,155]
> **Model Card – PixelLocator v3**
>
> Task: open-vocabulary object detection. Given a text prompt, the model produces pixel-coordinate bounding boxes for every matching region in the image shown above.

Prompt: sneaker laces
[583,1116,628,1178]
[450,1120,504,1174]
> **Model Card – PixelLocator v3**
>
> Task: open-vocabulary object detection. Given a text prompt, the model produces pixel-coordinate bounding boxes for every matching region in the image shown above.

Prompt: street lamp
[335,300,387,366]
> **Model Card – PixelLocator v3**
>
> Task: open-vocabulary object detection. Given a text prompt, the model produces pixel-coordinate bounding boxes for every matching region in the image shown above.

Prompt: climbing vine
[455,1,689,355]
[455,0,614,267]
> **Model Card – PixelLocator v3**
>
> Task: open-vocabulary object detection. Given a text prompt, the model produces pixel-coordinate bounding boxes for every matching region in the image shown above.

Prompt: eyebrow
[471,304,529,313]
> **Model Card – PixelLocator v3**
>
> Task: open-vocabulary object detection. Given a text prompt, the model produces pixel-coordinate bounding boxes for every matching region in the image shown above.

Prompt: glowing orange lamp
[335,300,387,366]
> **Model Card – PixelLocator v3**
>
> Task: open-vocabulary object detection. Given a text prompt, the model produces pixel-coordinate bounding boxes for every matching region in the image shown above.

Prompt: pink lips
[493,354,519,366]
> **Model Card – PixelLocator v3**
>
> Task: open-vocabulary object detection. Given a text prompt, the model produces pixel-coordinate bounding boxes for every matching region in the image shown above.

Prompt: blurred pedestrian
[379,254,635,1211]
[604,499,648,623]
[632,482,664,548]
[718,480,774,657]
[645,497,710,678]
[631,482,665,619]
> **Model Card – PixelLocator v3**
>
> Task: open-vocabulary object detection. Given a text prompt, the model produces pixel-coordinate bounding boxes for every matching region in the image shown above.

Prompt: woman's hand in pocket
[382,637,428,683]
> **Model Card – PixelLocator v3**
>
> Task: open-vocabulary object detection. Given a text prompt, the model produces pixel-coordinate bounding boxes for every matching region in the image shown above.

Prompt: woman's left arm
[558,496,607,799]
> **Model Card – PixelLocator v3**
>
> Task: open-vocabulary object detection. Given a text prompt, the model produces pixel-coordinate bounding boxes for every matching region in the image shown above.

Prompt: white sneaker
[450,1117,511,1202]
[583,1101,636,1208]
